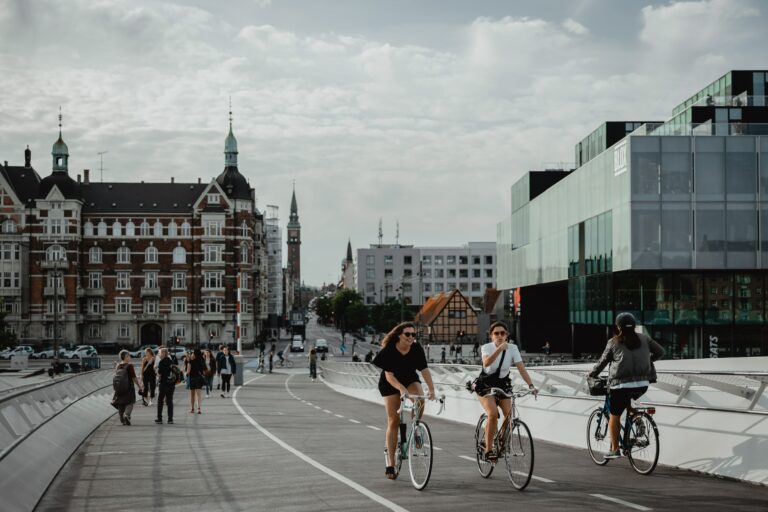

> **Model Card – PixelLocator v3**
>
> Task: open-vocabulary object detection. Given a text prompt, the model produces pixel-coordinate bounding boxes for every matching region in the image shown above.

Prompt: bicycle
[586,377,660,475]
[385,393,446,490]
[276,357,294,368]
[473,387,535,490]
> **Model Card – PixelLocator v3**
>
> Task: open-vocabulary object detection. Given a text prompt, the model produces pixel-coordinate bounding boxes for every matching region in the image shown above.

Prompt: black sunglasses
[491,331,507,336]
[402,332,417,338]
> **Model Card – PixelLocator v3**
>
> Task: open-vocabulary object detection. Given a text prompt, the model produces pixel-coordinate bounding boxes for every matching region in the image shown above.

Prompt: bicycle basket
[587,376,608,396]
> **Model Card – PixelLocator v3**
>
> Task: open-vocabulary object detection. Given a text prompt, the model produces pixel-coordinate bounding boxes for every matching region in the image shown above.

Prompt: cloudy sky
[0,0,765,285]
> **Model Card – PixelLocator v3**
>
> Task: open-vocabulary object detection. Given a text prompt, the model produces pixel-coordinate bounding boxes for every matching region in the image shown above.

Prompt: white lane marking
[459,455,475,462]
[590,494,652,511]
[367,425,382,431]
[234,377,409,512]
[85,451,127,457]
[314,405,321,410]
[432,446,443,451]
[323,409,332,414]
[510,471,555,483]
[307,402,314,406]
[349,419,361,424]
[334,414,344,418]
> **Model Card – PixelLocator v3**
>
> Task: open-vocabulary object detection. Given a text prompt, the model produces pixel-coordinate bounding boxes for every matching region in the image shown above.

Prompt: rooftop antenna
[378,218,383,247]
[58,107,62,137]
[396,220,400,246]
[97,151,109,182]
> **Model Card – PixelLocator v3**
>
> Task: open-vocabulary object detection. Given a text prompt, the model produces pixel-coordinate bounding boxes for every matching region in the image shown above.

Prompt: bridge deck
[38,369,768,512]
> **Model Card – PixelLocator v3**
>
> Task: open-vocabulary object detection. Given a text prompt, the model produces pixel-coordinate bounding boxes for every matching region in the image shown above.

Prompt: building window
[447,282,456,290]
[145,271,158,289]
[422,269,432,278]
[88,298,102,314]
[145,246,158,263]
[239,272,249,290]
[98,221,107,236]
[167,222,177,237]
[172,297,187,313]
[366,255,375,265]
[118,323,130,338]
[435,269,444,278]
[112,221,121,237]
[125,221,135,236]
[384,269,393,278]
[208,193,220,204]
[117,271,130,289]
[403,269,412,278]
[424,283,432,292]
[204,245,223,263]
[485,269,493,278]
[144,299,159,314]
[116,298,131,314]
[422,255,431,265]
[434,283,444,292]
[241,221,248,237]
[366,269,375,279]
[139,221,150,236]
[434,255,443,265]
[241,325,249,338]
[447,255,456,265]
[472,256,480,265]
[206,221,223,237]
[84,222,94,236]
[459,269,468,278]
[459,256,468,265]
[204,271,223,289]
[89,246,102,263]
[181,222,191,237]
[384,255,393,266]
[172,246,186,264]
[117,246,130,263]
[473,269,480,278]
[89,272,102,289]
[173,271,186,289]
[366,282,375,293]
[1,243,19,261]
[241,245,249,263]
[154,221,163,237]
[485,255,493,265]
[46,245,66,262]
[88,324,102,339]
[205,297,222,313]
[448,269,456,278]
[173,324,186,338]
[404,255,412,265]
[47,300,64,314]
[48,218,63,235]
[459,282,468,292]
[46,272,63,288]
[3,271,21,288]
[485,282,493,288]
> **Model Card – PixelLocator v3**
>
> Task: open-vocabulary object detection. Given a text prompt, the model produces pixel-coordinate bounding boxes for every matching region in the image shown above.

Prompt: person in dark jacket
[202,349,217,398]
[589,313,665,459]
[155,348,176,424]
[140,348,156,407]
[112,350,143,426]
[188,349,206,414]
[217,346,237,397]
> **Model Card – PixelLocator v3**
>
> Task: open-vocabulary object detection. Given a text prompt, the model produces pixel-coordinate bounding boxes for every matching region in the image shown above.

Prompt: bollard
[234,354,244,386]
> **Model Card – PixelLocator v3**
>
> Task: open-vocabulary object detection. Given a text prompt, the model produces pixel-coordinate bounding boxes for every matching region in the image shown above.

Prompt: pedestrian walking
[187,349,206,414]
[140,348,156,407]
[218,346,237,397]
[449,344,455,358]
[441,346,446,363]
[268,343,275,374]
[473,341,480,357]
[309,348,317,381]
[111,350,143,426]
[340,341,347,356]
[202,349,216,398]
[215,344,224,389]
[155,348,176,424]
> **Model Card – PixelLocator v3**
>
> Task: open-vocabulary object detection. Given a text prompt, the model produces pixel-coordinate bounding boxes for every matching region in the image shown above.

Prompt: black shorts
[476,376,512,398]
[608,386,647,416]
[378,376,420,397]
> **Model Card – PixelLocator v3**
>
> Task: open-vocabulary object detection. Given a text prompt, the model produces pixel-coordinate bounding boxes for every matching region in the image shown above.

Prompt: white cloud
[562,18,590,35]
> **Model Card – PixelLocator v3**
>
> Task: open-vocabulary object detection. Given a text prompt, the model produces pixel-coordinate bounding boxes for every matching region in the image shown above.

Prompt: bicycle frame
[485,388,532,452]
[596,395,656,453]
[397,394,445,458]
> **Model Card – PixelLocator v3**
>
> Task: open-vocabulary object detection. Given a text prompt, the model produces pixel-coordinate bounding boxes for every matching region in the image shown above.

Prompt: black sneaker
[124,417,131,426]
[167,419,174,424]
[604,449,621,459]
[154,418,163,424]
[119,416,126,425]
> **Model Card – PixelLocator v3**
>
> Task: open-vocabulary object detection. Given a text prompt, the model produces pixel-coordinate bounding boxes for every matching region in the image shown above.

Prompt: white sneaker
[148,399,153,406]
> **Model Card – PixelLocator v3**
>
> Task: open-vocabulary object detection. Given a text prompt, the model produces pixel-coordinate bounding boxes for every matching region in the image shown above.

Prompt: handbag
[587,376,607,396]
[466,350,506,394]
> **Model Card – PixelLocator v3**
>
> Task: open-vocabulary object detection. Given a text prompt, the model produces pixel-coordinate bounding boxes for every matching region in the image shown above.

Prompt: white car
[314,339,329,353]
[65,345,98,359]
[290,338,304,352]
[33,347,67,359]
[0,345,34,359]
[129,344,159,358]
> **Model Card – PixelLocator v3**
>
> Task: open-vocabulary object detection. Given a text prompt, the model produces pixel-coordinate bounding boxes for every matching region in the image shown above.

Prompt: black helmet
[615,312,637,330]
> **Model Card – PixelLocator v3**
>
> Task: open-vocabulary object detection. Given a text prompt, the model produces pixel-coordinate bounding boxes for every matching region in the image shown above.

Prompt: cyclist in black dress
[372,321,436,480]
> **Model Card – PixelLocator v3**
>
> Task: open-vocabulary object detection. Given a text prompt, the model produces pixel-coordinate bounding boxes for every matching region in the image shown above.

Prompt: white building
[357,242,496,307]
[265,205,282,335]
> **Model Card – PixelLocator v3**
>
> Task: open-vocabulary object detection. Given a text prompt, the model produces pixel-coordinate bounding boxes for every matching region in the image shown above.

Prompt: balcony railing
[634,122,768,137]
[140,287,161,297]
[40,261,68,270]
[43,286,66,297]
[84,288,105,297]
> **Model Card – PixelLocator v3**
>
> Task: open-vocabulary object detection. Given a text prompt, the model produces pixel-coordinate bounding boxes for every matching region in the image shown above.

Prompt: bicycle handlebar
[487,387,536,399]
[399,394,447,415]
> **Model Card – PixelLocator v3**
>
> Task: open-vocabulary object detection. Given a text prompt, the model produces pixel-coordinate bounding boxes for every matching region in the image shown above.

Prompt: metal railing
[319,361,768,415]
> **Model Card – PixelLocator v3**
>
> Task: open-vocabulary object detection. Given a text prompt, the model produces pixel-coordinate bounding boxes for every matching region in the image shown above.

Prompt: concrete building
[265,205,282,337]
[0,112,268,348]
[357,242,496,307]
[497,70,768,358]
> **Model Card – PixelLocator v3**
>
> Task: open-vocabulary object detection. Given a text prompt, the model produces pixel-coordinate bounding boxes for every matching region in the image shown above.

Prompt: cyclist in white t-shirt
[477,320,537,461]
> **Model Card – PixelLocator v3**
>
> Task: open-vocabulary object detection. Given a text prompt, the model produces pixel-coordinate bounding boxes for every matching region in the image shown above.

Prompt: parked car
[33,347,67,359]
[314,339,329,353]
[65,345,98,359]
[290,336,304,352]
[128,344,159,358]
[0,345,34,359]
[170,346,187,362]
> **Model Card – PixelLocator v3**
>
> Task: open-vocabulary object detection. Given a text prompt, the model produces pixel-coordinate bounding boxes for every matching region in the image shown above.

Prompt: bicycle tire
[586,409,610,466]
[474,414,494,478]
[505,419,534,490]
[408,420,433,490]
[626,412,659,475]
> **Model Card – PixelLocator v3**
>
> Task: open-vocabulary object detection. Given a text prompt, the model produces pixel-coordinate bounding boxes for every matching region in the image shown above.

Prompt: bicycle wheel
[626,412,659,475]
[285,359,294,368]
[474,414,494,478]
[505,419,534,490]
[408,420,433,490]
[586,409,610,466]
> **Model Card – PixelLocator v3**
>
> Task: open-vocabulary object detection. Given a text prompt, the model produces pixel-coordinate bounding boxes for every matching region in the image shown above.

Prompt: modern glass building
[497,70,768,358]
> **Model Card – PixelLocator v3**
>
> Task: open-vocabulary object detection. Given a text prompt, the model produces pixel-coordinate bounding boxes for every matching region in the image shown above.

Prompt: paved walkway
[38,369,768,511]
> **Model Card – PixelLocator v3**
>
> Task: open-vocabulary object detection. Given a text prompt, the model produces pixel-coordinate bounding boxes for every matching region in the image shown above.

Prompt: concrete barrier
[320,358,768,486]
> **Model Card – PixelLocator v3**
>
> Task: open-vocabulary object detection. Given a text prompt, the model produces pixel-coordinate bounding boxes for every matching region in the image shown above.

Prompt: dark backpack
[169,365,182,385]
[113,364,132,394]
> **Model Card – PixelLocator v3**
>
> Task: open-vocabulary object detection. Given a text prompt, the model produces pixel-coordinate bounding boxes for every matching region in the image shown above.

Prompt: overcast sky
[0,0,765,286]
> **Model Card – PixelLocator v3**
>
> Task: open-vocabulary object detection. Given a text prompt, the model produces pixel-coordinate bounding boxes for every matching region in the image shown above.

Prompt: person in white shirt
[477,321,537,461]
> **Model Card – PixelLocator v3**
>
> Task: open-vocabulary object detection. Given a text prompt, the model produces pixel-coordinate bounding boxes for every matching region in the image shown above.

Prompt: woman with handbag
[475,321,537,462]
[202,349,216,398]
[187,349,206,414]
[588,313,665,459]
[140,348,156,406]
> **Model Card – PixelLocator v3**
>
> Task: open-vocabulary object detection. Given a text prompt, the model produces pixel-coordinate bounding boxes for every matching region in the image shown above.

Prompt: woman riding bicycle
[476,320,537,461]
[589,313,665,459]
[372,321,436,480]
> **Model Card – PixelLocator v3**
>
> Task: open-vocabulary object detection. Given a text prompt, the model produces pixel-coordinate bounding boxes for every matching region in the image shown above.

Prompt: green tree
[332,289,363,331]
[345,302,369,332]
[0,304,17,350]
[315,296,333,325]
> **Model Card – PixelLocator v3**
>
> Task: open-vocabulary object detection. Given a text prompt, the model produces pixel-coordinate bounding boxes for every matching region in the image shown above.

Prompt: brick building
[0,116,268,348]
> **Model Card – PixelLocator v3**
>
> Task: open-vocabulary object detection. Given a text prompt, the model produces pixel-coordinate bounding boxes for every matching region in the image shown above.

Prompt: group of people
[111,344,238,425]
[371,313,664,479]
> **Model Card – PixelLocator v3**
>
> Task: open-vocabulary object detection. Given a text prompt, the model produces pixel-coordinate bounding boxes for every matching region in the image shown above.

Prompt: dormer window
[208,193,220,204]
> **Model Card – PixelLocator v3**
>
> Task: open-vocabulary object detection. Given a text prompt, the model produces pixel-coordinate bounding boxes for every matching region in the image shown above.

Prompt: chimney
[77,174,81,183]
[197,177,201,184]
[83,169,90,184]
[24,145,31,167]
[171,177,175,183]
[3,161,7,167]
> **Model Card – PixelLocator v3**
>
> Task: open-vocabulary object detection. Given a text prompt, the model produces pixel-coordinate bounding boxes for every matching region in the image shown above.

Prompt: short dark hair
[488,320,509,336]
[119,350,129,360]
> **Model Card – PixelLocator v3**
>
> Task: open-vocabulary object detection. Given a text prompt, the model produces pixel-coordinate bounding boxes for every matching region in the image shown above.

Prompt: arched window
[46,245,66,262]
[2,220,17,234]
[117,246,130,263]
[172,246,186,264]
[112,221,122,237]
[97,221,107,236]
[84,222,94,236]
[181,222,191,237]
[154,221,163,237]
[89,246,102,263]
[145,246,158,263]
[125,221,135,237]
[241,245,249,263]
[241,221,248,237]
[167,222,178,237]
[140,221,150,236]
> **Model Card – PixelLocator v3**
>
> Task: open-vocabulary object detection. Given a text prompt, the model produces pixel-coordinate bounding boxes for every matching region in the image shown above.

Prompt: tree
[332,289,364,330]
[345,302,368,332]
[0,304,17,350]
[315,296,333,325]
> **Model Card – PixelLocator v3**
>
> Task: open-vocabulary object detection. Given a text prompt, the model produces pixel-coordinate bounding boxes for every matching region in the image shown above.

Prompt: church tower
[287,186,301,307]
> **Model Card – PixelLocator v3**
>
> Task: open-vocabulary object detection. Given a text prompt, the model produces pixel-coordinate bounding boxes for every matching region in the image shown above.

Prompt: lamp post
[50,257,66,371]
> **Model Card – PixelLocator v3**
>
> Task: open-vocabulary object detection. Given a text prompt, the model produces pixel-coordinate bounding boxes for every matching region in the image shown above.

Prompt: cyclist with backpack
[155,348,178,424]
[589,313,665,459]
[112,350,143,426]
